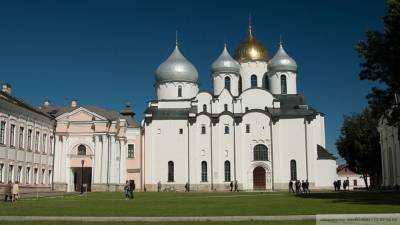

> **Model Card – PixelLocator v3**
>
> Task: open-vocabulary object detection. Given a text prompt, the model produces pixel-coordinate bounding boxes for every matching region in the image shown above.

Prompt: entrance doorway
[71,167,92,192]
[253,166,266,190]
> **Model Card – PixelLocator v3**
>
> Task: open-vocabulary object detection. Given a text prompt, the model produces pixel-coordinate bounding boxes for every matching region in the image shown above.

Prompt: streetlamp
[81,159,84,194]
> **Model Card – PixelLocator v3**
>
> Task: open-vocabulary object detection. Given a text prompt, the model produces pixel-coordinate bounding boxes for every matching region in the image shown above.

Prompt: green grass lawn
[0,191,399,217]
[0,221,315,225]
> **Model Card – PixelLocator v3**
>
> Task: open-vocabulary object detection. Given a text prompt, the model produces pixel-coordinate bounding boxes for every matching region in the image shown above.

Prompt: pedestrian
[3,181,11,202]
[343,180,346,191]
[305,180,310,193]
[234,180,238,192]
[301,180,306,193]
[337,180,341,191]
[129,180,135,199]
[230,181,233,192]
[333,181,337,191]
[289,180,295,194]
[12,181,19,201]
[157,181,162,192]
[185,182,190,192]
[295,180,301,194]
[124,180,130,200]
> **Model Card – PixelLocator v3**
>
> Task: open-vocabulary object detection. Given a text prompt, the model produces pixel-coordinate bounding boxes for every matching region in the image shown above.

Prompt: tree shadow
[294,191,400,206]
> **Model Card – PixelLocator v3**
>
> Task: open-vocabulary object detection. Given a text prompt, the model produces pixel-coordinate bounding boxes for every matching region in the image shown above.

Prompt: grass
[0,191,399,217]
[0,222,316,225]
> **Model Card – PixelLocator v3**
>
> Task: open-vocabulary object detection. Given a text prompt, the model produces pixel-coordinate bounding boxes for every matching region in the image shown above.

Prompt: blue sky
[0,0,386,160]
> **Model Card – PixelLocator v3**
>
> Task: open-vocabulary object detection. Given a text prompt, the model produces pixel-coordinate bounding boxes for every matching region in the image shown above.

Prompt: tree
[336,109,381,189]
[356,0,400,127]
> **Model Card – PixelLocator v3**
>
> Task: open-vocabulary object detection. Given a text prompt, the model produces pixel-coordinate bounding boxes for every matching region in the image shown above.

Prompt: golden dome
[234,27,269,62]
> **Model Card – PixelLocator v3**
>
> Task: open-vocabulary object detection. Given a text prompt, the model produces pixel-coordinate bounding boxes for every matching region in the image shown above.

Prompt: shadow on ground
[294,191,400,206]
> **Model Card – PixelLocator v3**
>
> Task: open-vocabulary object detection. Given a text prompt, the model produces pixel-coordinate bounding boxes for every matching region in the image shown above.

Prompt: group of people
[123,180,136,200]
[229,180,239,192]
[289,180,310,194]
[333,179,350,191]
[3,181,19,202]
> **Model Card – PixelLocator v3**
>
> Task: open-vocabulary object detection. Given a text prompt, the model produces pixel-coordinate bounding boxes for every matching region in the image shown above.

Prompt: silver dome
[268,43,297,73]
[156,45,198,83]
[211,45,240,74]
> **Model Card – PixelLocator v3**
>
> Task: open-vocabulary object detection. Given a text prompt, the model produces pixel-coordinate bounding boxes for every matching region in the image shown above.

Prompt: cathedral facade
[143,26,337,191]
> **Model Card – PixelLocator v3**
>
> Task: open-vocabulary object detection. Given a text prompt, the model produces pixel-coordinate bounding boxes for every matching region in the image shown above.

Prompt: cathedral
[142,25,337,191]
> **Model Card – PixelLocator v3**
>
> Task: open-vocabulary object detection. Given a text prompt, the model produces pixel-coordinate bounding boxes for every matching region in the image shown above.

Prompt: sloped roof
[317,144,337,160]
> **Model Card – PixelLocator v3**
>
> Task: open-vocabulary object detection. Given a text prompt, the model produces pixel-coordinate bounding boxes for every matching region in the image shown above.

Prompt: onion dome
[156,45,198,83]
[234,26,269,62]
[211,44,240,74]
[268,42,297,73]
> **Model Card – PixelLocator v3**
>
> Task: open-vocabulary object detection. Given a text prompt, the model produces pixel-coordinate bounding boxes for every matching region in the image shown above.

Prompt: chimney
[43,100,50,108]
[1,83,11,95]
[71,100,77,108]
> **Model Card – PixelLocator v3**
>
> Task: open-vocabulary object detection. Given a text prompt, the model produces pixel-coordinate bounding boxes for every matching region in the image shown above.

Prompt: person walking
[129,180,135,199]
[289,180,295,194]
[295,180,301,194]
[234,180,238,192]
[12,181,19,201]
[3,181,11,202]
[305,180,310,193]
[230,181,233,192]
[185,182,190,192]
[124,180,130,200]
[157,181,162,192]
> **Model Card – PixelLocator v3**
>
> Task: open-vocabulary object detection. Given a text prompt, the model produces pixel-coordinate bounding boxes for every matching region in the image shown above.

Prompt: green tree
[336,109,381,189]
[356,0,400,126]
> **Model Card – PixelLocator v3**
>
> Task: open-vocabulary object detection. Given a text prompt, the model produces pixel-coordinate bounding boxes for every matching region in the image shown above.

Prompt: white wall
[156,82,199,100]
[269,71,297,94]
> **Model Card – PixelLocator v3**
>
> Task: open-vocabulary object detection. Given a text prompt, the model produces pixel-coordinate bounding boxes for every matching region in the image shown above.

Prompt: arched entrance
[253,166,266,190]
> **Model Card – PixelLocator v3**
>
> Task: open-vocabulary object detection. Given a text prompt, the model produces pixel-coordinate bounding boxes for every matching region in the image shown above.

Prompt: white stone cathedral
[142,26,337,191]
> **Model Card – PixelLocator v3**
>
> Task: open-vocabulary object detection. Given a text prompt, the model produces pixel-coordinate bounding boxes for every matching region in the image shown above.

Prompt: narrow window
[34,168,38,184]
[178,86,182,97]
[26,167,30,184]
[10,124,15,147]
[353,179,357,186]
[246,124,250,133]
[264,74,269,90]
[225,76,231,92]
[49,170,52,184]
[50,136,54,154]
[35,131,40,152]
[203,104,207,112]
[254,144,268,161]
[179,128,183,134]
[42,169,45,184]
[43,133,47,153]
[0,164,3,183]
[281,75,287,94]
[201,161,207,182]
[251,75,257,88]
[19,127,24,149]
[28,129,32,150]
[168,161,174,182]
[224,161,231,182]
[77,144,86,155]
[17,166,22,183]
[128,144,134,158]
[0,121,5,145]
[290,160,297,180]
[224,104,228,111]
[8,165,13,182]
[201,125,206,134]
[224,125,229,134]
[245,107,249,112]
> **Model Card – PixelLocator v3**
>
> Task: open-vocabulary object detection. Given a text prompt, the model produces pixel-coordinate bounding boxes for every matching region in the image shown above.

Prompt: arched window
[201,161,207,182]
[168,161,174,182]
[264,74,269,90]
[224,125,229,134]
[224,76,231,92]
[178,86,182,97]
[281,75,287,94]
[253,144,268,161]
[77,145,86,156]
[251,75,258,88]
[203,104,207,112]
[224,161,231,182]
[290,160,297,180]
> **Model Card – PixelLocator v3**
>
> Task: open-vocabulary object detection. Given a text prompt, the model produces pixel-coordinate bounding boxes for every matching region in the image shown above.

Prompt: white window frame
[0,163,4,183]
[0,121,6,145]
[19,126,24,149]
